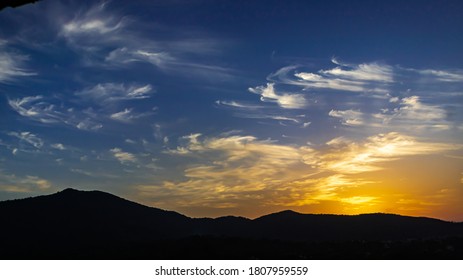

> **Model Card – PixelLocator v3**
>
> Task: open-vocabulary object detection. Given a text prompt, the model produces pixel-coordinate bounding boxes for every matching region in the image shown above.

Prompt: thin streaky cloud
[8,95,104,131]
[329,109,364,126]
[0,173,52,193]
[215,100,264,110]
[0,43,36,83]
[140,132,457,210]
[50,143,66,150]
[75,83,154,103]
[110,147,137,164]
[110,108,154,123]
[404,68,463,82]
[249,83,307,109]
[8,131,44,149]
[57,2,237,80]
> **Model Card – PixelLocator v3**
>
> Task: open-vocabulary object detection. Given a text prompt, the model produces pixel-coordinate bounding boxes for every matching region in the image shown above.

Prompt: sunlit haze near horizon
[1,0,462,221]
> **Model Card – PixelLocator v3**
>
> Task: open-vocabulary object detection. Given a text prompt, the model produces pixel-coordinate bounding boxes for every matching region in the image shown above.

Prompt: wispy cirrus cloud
[110,147,137,164]
[329,109,364,126]
[138,131,457,213]
[406,68,463,82]
[8,81,155,130]
[268,59,393,94]
[0,172,52,193]
[105,48,174,68]
[75,119,103,131]
[248,83,307,109]
[109,108,154,123]
[8,95,104,131]
[215,97,307,125]
[329,95,451,132]
[75,83,153,103]
[305,132,458,174]
[50,143,67,150]
[61,3,126,37]
[0,41,35,83]
[321,58,393,82]
[373,96,449,130]
[235,58,463,139]
[8,131,44,149]
[60,2,127,48]
[57,2,235,80]
[233,113,302,123]
[58,2,185,75]
[8,95,67,124]
[215,100,263,110]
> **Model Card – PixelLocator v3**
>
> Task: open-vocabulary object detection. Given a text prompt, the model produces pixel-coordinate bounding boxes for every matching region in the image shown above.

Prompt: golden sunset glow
[133,133,463,220]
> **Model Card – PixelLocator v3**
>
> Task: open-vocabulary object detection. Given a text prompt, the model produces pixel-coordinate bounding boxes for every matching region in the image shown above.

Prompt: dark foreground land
[1,188,462,259]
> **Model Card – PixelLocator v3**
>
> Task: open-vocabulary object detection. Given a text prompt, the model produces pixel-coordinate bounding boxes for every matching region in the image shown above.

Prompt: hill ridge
[1,188,462,259]
[0,188,458,222]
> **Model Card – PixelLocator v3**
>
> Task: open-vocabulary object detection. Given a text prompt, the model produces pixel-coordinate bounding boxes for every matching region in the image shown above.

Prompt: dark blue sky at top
[0,0,462,218]
[130,0,463,66]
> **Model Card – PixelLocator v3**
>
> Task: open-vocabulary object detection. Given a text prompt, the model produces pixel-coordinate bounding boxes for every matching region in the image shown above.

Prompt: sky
[0,0,462,220]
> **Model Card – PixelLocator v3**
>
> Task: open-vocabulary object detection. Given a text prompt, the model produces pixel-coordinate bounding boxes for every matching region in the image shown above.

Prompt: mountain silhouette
[0,188,462,259]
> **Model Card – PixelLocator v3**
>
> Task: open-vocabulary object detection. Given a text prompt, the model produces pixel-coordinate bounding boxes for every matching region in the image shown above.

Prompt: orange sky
[131,133,463,221]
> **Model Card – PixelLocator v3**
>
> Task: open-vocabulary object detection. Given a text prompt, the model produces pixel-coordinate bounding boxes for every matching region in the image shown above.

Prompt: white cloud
[396,96,446,121]
[146,131,458,210]
[372,96,450,131]
[61,2,125,39]
[110,148,137,164]
[0,172,52,193]
[322,61,393,82]
[234,113,301,123]
[110,108,152,122]
[70,168,94,177]
[154,134,307,207]
[268,61,393,94]
[105,45,235,80]
[8,90,155,130]
[215,100,263,109]
[59,3,158,69]
[216,99,303,124]
[75,83,153,103]
[414,69,463,82]
[0,43,35,83]
[389,96,400,103]
[329,109,364,126]
[76,119,103,131]
[105,47,174,69]
[132,50,174,67]
[57,2,234,80]
[125,139,137,144]
[8,96,64,124]
[51,143,66,150]
[171,132,457,177]
[249,83,307,109]
[306,132,458,174]
[8,95,106,131]
[327,95,450,131]
[110,108,133,122]
[63,18,123,36]
[8,131,44,149]
[164,146,191,155]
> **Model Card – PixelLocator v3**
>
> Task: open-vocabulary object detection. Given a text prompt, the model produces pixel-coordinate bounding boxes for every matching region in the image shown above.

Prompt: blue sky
[1,0,463,219]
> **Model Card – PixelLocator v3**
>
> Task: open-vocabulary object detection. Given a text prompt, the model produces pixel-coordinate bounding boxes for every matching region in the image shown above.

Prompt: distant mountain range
[1,188,462,259]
